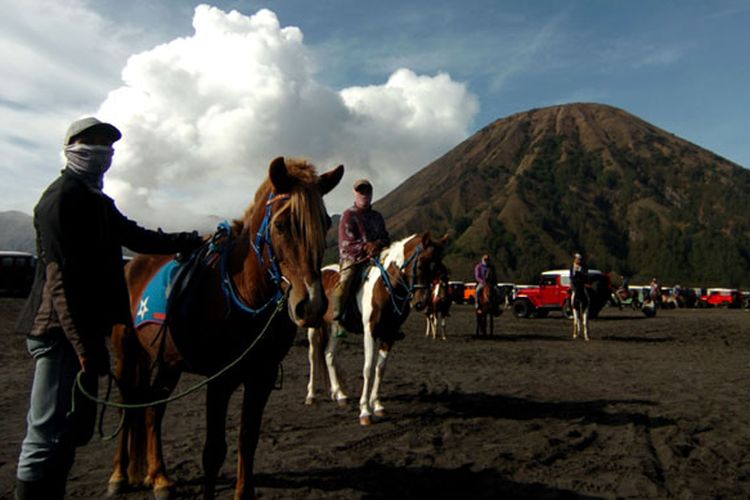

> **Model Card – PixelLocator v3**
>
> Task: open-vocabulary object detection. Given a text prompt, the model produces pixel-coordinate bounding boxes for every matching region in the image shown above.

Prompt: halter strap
[215,191,290,316]
[254,192,291,286]
[374,243,423,317]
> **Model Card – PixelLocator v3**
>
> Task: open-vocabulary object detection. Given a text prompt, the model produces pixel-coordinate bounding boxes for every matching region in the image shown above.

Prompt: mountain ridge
[374,102,750,286]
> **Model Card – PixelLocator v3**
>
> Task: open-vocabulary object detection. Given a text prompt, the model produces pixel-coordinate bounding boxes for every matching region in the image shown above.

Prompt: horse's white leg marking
[583,308,590,341]
[370,348,389,416]
[358,273,378,425]
[439,313,447,340]
[306,327,319,405]
[324,324,347,404]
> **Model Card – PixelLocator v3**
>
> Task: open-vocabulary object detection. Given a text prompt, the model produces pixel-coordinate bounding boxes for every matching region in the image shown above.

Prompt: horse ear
[319,165,344,195]
[421,231,432,247]
[269,157,294,193]
[440,233,450,245]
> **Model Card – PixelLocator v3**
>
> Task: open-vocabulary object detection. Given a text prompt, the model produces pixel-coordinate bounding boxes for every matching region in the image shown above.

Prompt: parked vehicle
[463,282,477,304]
[496,283,516,308]
[698,288,743,308]
[0,251,36,297]
[512,269,612,319]
[447,281,465,304]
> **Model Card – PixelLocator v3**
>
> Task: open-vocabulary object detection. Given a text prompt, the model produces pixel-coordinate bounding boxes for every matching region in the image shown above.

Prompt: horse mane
[235,158,328,263]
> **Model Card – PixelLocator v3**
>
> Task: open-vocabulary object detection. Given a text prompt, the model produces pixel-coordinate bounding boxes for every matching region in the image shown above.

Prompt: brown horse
[475,284,501,336]
[305,233,449,424]
[107,157,343,500]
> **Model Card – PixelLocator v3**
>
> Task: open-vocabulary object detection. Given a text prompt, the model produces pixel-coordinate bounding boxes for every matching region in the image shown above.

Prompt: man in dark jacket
[14,117,204,500]
[332,179,390,322]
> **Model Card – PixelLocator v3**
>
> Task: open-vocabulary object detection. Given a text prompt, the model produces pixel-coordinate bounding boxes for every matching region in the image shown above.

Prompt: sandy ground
[1,297,749,499]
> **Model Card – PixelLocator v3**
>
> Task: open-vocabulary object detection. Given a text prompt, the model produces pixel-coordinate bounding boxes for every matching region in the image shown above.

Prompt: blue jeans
[16,331,90,484]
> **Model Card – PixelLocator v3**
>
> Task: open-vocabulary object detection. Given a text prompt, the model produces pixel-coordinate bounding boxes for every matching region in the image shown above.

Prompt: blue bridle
[216,192,290,316]
[373,243,424,317]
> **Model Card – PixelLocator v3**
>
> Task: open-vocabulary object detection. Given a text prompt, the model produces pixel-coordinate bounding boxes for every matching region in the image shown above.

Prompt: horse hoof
[305,396,315,406]
[359,415,372,426]
[107,479,127,496]
[374,409,386,418]
[336,398,349,408]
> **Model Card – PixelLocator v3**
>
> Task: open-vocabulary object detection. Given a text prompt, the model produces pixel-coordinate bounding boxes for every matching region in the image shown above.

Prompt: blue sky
[1,0,748,228]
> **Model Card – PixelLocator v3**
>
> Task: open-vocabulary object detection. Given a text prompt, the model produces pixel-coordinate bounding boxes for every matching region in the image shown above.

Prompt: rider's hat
[353,179,372,191]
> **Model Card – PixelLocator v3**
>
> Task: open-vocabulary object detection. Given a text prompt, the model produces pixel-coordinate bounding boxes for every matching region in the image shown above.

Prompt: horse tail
[117,324,150,481]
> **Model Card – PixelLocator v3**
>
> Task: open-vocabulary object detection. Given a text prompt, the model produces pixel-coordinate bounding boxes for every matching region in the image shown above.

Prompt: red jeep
[512,269,611,319]
[698,288,743,308]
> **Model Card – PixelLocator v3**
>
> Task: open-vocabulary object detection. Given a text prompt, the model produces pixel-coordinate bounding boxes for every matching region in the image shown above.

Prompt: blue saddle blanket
[134,260,182,328]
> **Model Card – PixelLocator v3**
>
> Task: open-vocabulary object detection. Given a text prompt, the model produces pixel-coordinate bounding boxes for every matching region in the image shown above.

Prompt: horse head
[249,157,343,328]
[410,232,450,312]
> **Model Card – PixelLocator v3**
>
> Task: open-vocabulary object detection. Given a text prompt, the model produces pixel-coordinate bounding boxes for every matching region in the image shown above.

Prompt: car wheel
[512,299,531,319]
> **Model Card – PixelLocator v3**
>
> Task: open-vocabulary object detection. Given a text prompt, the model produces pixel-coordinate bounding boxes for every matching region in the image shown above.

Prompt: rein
[373,243,423,317]
[73,191,294,437]
[72,291,289,437]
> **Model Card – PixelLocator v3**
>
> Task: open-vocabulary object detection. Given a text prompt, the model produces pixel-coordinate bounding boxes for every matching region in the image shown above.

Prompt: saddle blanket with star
[134,260,182,328]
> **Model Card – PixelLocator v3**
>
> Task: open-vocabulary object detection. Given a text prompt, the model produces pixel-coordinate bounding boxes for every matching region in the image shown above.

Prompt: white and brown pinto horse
[306,233,448,425]
[425,272,451,340]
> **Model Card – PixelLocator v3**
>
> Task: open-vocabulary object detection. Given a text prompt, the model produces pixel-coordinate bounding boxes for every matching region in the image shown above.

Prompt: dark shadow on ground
[254,462,600,499]
[470,334,569,342]
[390,391,674,429]
[599,335,673,343]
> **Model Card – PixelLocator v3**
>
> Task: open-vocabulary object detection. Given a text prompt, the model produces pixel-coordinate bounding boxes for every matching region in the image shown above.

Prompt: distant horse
[475,284,501,336]
[571,286,590,341]
[107,157,343,500]
[305,233,449,425]
[425,274,451,340]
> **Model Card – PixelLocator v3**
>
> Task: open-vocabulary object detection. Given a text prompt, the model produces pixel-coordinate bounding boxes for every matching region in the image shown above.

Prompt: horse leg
[143,368,181,498]
[109,325,151,494]
[489,314,494,336]
[202,381,234,500]
[359,328,377,425]
[369,344,391,418]
[324,327,348,406]
[439,313,447,341]
[582,309,590,341]
[235,366,277,499]
[306,327,320,405]
[572,308,579,339]
[108,325,133,495]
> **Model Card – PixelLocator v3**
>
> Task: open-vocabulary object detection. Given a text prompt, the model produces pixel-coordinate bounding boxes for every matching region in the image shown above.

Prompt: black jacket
[16,170,203,358]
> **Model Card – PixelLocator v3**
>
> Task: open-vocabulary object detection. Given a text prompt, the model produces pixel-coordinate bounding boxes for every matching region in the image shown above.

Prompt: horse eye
[275,221,287,232]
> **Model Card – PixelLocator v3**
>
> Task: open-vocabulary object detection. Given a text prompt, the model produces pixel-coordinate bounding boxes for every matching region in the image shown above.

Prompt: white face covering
[64,144,114,189]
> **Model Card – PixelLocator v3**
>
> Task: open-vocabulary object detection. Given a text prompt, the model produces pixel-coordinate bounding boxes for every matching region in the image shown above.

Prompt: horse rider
[474,254,497,312]
[649,277,662,305]
[13,117,204,500]
[332,179,390,323]
[570,252,589,299]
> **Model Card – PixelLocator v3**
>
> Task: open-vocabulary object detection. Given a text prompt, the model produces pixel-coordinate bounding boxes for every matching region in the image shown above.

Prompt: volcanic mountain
[374,103,750,286]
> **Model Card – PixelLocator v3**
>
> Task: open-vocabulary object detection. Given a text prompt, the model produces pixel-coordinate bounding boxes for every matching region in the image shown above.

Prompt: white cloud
[0,0,154,213]
[97,5,479,231]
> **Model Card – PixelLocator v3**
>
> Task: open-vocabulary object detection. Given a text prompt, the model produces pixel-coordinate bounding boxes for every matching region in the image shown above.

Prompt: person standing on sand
[13,117,204,500]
